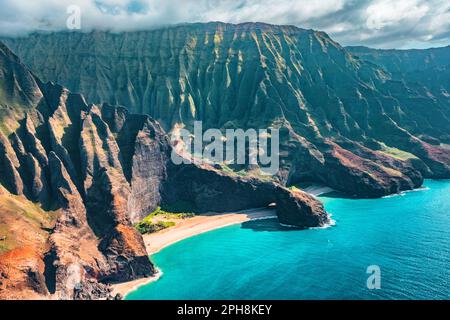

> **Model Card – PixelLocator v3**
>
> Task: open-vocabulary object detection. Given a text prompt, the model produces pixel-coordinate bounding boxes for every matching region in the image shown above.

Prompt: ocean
[127,180,450,300]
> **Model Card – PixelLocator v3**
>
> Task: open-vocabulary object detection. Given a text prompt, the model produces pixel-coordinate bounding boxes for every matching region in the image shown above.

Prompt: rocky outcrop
[0,185,52,300]
[47,151,113,299]
[99,224,154,283]
[162,162,330,227]
[0,247,49,299]
[0,132,25,195]
[101,104,171,223]
[276,188,328,228]
[294,140,423,198]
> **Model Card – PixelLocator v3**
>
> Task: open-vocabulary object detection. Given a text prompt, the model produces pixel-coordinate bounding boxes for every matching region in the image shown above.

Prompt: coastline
[300,185,335,197]
[110,269,162,298]
[98,182,432,299]
[143,208,277,255]
[110,207,277,298]
[110,180,450,300]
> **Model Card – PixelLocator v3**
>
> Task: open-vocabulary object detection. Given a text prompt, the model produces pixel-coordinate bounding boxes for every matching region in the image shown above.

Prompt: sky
[0,0,449,49]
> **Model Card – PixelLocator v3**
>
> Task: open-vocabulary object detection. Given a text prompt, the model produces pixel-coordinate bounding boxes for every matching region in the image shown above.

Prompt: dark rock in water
[275,188,328,228]
[163,162,330,228]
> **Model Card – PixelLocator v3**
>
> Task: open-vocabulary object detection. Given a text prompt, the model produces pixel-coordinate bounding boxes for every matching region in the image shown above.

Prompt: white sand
[110,270,162,298]
[301,184,334,196]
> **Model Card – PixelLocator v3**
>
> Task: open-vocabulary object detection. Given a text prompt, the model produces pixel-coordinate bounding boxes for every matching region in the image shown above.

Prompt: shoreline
[143,207,277,255]
[299,185,335,197]
[110,269,162,298]
[110,207,277,298]
[107,182,431,299]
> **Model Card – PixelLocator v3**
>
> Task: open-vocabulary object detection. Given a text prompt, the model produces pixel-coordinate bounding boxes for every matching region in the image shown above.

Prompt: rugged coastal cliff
[3,22,450,198]
[0,40,328,299]
[1,21,449,300]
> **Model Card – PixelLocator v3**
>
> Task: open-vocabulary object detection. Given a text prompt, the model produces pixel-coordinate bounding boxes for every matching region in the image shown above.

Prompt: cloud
[366,0,429,30]
[0,0,449,49]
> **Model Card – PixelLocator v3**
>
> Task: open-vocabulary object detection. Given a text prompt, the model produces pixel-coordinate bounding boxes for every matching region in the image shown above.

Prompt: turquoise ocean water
[127,180,450,300]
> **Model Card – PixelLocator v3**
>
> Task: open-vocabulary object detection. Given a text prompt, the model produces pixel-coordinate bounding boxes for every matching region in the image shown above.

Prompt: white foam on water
[250,216,278,221]
[382,186,430,199]
[311,214,336,230]
[279,214,336,230]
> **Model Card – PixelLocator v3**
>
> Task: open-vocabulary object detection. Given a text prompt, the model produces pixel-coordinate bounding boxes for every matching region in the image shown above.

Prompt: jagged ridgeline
[0,40,329,299]
[3,22,450,198]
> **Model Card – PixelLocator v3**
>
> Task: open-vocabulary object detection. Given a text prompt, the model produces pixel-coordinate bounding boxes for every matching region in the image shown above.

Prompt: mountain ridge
[3,22,449,198]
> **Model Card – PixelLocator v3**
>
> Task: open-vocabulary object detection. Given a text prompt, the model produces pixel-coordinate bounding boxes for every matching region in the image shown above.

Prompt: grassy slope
[0,186,57,254]
[134,207,194,234]
[377,142,418,161]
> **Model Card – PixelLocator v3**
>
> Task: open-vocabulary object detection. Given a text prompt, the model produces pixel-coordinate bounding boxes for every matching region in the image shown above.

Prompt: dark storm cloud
[0,0,448,49]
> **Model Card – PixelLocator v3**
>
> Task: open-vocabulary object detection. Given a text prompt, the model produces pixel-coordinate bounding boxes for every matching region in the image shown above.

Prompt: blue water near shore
[127,180,450,300]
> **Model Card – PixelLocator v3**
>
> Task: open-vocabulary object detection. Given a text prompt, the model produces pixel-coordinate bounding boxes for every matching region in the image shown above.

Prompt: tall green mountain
[347,45,450,75]
[3,22,449,198]
[347,45,450,139]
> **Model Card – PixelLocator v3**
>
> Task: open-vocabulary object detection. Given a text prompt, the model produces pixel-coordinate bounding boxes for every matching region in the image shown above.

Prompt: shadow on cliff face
[240,218,304,232]
[43,250,57,294]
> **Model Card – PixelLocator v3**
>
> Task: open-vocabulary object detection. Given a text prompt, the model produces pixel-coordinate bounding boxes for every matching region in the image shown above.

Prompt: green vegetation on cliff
[134,207,194,235]
[135,220,175,235]
[0,187,57,255]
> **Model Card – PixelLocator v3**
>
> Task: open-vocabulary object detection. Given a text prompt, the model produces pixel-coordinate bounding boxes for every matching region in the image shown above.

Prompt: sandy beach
[110,270,162,298]
[143,208,277,254]
[110,187,330,298]
[300,185,334,197]
[111,207,277,298]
